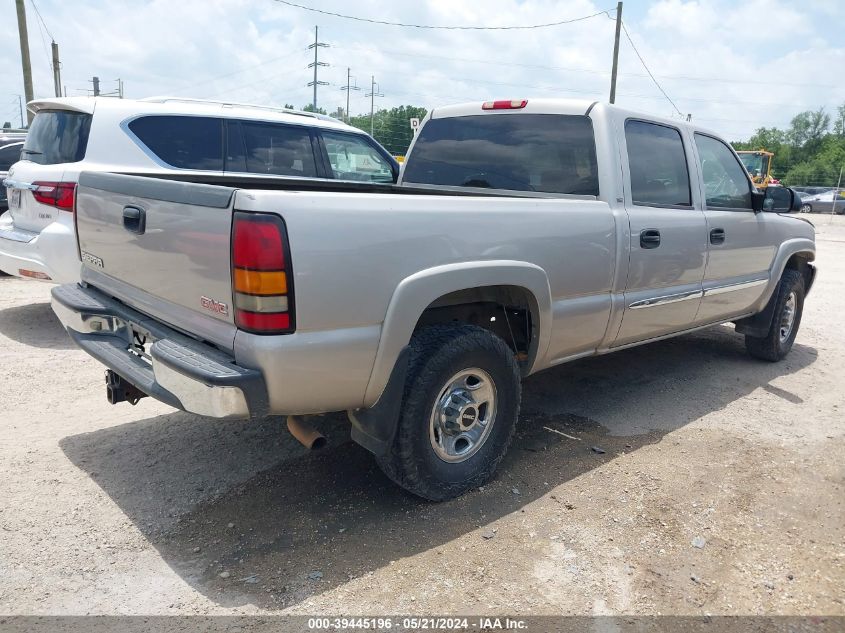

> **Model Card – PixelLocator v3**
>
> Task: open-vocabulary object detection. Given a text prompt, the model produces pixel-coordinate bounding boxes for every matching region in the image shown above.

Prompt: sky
[1,0,844,141]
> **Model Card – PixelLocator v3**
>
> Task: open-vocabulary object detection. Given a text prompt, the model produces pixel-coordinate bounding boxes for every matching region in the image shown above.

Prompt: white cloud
[0,0,843,139]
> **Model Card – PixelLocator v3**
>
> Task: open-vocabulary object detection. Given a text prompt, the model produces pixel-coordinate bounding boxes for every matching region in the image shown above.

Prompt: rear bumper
[0,212,81,283]
[51,283,268,419]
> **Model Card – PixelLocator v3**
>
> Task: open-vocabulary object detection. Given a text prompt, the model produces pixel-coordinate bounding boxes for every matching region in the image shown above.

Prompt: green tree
[348,105,428,155]
[833,104,845,137]
[302,104,327,115]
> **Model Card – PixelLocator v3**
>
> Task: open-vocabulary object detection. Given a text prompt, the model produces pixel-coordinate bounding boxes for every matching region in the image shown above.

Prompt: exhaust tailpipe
[286,415,326,450]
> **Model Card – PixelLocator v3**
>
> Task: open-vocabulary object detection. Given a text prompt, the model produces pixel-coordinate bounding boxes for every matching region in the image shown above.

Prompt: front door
[692,133,776,323]
[614,119,708,346]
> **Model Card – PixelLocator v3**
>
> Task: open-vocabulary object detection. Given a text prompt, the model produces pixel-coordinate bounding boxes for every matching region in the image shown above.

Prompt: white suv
[0,97,398,283]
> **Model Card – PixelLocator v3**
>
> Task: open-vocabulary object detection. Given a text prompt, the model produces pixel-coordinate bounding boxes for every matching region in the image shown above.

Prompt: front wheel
[800,203,812,213]
[377,324,521,501]
[745,269,805,361]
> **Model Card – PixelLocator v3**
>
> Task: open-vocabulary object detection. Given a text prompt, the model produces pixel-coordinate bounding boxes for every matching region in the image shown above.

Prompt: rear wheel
[377,324,521,501]
[745,269,805,362]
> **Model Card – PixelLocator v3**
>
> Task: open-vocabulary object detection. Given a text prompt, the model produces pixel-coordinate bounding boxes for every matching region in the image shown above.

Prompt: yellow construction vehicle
[737,149,778,188]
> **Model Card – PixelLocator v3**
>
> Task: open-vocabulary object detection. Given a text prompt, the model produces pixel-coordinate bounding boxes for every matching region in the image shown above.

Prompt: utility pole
[609,1,623,104]
[14,0,34,125]
[118,78,124,99]
[51,41,62,98]
[365,75,384,136]
[340,67,360,123]
[92,76,100,96]
[306,26,329,112]
[17,95,24,128]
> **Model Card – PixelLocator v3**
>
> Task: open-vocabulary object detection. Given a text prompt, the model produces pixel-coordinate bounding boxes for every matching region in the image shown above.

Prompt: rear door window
[321,131,395,183]
[0,142,22,171]
[239,121,318,177]
[22,109,91,165]
[625,120,692,207]
[402,114,599,195]
[128,115,224,170]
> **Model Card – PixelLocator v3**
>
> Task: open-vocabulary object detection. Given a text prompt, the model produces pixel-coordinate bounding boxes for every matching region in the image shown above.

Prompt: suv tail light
[32,181,76,212]
[231,211,295,334]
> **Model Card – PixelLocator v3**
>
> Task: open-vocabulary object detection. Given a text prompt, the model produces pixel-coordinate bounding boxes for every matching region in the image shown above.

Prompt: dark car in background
[0,131,26,212]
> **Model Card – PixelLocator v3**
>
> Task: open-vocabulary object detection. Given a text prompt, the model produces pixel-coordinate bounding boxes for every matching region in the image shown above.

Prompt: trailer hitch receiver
[105,370,147,405]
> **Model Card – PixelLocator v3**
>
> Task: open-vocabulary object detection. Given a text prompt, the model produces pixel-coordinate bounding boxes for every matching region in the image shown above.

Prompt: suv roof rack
[140,96,338,122]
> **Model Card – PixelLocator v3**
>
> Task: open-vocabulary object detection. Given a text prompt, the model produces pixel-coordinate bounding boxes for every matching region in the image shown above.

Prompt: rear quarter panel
[234,190,617,408]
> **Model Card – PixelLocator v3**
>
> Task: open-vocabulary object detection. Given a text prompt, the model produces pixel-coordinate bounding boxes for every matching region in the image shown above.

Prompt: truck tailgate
[75,171,238,350]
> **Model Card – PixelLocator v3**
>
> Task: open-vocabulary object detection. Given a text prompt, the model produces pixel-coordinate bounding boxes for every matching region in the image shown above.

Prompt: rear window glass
[402,114,599,195]
[22,110,91,165]
[128,116,223,170]
[239,121,317,178]
[0,142,22,171]
[625,120,691,207]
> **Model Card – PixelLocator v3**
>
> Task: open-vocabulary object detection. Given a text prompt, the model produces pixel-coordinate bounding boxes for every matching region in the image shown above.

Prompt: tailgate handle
[122,206,146,235]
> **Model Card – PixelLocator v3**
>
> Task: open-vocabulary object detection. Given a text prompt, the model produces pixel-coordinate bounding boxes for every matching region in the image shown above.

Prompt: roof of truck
[429,97,725,140]
[26,96,359,133]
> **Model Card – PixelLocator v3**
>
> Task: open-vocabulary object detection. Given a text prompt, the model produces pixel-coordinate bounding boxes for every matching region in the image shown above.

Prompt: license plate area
[8,188,20,209]
[115,318,155,365]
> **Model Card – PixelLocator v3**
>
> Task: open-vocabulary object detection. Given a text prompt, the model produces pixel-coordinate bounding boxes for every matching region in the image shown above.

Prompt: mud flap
[347,346,409,456]
[734,280,781,338]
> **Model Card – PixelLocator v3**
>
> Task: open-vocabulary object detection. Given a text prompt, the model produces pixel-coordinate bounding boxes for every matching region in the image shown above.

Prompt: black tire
[745,269,805,362]
[377,324,521,501]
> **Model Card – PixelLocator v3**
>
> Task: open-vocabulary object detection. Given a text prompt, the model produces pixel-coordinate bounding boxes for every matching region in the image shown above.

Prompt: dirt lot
[0,216,843,618]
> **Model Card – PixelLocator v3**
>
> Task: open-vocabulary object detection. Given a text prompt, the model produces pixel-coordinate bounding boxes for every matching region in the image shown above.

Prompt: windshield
[403,113,599,195]
[22,109,92,165]
[739,152,765,177]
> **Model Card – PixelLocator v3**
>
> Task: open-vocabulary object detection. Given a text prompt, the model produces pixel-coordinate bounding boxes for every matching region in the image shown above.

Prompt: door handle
[710,228,725,245]
[640,229,661,249]
[122,205,146,235]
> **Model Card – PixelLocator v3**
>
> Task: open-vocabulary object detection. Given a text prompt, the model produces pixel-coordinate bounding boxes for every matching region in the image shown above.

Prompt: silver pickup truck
[51,98,815,500]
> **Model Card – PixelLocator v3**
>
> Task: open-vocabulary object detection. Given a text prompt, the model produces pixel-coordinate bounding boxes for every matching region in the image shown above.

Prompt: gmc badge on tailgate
[200,296,229,316]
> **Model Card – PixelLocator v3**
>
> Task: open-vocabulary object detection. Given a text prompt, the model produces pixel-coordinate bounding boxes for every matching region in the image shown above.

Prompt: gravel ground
[0,215,843,617]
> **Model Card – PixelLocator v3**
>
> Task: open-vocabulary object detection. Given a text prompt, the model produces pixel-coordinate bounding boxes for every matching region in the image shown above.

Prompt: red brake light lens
[32,182,76,212]
[482,100,528,110]
[231,212,294,334]
[233,218,285,270]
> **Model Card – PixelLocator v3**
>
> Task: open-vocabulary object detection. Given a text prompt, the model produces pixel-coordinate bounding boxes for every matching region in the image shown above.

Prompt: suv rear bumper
[0,212,81,283]
[51,283,268,419]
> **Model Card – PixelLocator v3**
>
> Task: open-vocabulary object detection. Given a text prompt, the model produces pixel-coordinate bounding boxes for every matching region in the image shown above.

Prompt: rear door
[75,172,238,350]
[6,107,92,231]
[614,119,707,346]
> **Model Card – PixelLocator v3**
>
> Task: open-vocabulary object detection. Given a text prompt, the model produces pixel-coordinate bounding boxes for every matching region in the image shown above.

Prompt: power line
[620,19,682,117]
[28,0,54,40]
[271,0,614,31]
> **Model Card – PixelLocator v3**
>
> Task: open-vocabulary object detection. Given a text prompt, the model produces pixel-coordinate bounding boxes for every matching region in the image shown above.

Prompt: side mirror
[762,186,799,213]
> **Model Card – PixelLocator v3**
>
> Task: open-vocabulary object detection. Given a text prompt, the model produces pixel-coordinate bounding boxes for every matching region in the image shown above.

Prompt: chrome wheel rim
[429,368,497,463]
[779,291,797,343]
[801,204,811,213]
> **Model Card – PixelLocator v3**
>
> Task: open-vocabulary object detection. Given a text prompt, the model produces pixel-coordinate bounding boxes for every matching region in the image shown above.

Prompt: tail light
[32,181,76,212]
[482,100,528,110]
[231,211,294,334]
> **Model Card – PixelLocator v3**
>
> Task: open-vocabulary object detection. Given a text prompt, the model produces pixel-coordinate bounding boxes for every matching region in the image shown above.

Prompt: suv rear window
[22,110,91,165]
[128,115,224,171]
[402,114,598,195]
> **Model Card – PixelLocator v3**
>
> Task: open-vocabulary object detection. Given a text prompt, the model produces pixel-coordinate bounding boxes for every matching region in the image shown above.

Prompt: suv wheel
[745,269,805,362]
[377,324,521,501]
